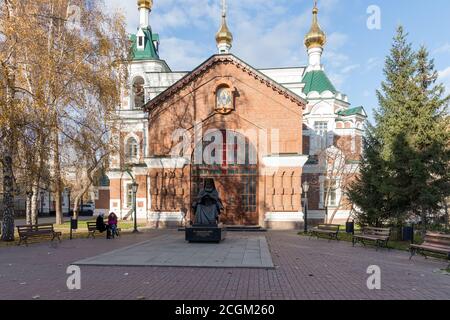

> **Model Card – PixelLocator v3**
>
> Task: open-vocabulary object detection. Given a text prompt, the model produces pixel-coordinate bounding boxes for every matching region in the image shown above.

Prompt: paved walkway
[0,230,449,300]
[75,233,273,268]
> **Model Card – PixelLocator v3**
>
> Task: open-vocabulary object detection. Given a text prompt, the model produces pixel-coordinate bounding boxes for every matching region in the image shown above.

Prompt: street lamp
[131,182,139,233]
[302,180,310,234]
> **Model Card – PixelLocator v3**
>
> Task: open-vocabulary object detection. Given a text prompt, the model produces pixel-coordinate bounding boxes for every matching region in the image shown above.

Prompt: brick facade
[144,55,307,228]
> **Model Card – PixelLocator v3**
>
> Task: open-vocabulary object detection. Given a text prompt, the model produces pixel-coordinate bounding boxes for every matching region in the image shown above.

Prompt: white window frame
[136,29,145,50]
[123,182,133,209]
[314,121,328,152]
[124,134,140,163]
[319,176,342,209]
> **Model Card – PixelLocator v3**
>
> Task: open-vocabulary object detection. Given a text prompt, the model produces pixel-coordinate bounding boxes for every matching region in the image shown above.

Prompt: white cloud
[341,64,360,74]
[106,0,359,84]
[159,37,210,71]
[366,57,380,71]
[434,43,450,55]
[439,66,450,93]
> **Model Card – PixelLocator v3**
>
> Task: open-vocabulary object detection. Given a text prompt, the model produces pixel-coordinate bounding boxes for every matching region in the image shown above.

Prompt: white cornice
[144,157,189,169]
[262,155,309,168]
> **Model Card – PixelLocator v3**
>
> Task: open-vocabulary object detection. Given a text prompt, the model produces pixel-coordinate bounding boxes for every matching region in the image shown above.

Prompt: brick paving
[74,233,274,268]
[0,230,449,300]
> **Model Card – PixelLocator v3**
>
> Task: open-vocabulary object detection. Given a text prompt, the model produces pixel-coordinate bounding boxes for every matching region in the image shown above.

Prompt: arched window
[125,137,138,161]
[132,77,145,109]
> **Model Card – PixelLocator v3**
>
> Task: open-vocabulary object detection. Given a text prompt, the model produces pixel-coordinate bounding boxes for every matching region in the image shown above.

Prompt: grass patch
[0,220,148,248]
[299,230,423,252]
[56,220,146,231]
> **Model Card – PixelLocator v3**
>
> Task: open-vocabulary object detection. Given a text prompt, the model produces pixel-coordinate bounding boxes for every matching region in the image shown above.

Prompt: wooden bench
[87,221,121,239]
[86,222,98,238]
[310,224,340,241]
[17,224,62,246]
[352,227,391,250]
[410,232,450,262]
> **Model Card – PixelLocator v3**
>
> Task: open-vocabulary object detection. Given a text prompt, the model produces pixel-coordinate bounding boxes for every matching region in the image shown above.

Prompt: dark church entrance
[190,130,258,226]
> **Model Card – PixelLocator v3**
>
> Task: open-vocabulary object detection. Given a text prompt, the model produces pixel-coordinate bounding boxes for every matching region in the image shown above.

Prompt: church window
[314,121,328,151]
[125,137,139,161]
[126,184,133,208]
[320,178,338,208]
[133,77,145,109]
[328,179,337,207]
[138,36,144,47]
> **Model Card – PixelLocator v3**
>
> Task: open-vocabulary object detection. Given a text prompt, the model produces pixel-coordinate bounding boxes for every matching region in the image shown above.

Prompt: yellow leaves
[1,0,129,149]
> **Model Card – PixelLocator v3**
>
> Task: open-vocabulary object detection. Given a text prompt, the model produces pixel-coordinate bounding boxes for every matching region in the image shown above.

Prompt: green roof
[301,70,336,95]
[337,106,366,117]
[130,28,159,61]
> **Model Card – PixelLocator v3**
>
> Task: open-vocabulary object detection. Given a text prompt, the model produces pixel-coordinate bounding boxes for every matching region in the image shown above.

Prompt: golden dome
[138,0,152,10]
[304,2,326,49]
[215,14,233,46]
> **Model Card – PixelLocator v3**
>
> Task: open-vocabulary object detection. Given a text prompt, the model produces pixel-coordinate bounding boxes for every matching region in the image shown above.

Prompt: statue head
[203,178,216,192]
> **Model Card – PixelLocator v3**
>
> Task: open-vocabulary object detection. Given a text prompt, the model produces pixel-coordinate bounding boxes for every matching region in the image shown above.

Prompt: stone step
[225,225,267,232]
[179,226,267,232]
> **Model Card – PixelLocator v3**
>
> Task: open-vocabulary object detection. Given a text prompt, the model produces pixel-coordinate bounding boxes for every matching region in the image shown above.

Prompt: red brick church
[97,0,366,229]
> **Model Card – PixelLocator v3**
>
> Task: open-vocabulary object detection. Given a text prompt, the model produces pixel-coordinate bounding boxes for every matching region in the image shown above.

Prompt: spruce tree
[375,26,417,160]
[347,125,390,227]
[409,47,450,229]
[351,26,450,230]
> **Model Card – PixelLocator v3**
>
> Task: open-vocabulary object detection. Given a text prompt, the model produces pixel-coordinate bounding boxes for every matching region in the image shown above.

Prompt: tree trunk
[31,183,39,225]
[1,20,17,241]
[328,193,345,224]
[72,181,93,220]
[329,207,339,225]
[1,140,15,241]
[25,192,32,225]
[73,195,81,220]
[31,132,45,226]
[52,128,63,225]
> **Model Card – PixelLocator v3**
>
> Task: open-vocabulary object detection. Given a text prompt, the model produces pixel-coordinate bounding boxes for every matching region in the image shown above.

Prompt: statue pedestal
[185,224,226,243]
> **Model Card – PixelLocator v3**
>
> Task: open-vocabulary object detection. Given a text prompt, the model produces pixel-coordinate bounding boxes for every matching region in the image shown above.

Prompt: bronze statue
[192,178,224,226]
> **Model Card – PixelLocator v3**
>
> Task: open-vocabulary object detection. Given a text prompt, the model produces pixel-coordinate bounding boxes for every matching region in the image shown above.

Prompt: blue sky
[108,0,450,122]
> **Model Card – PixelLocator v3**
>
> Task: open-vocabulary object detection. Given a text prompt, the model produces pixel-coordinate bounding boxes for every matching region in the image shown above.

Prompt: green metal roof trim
[130,28,159,61]
[98,175,110,187]
[337,106,366,117]
[301,70,337,95]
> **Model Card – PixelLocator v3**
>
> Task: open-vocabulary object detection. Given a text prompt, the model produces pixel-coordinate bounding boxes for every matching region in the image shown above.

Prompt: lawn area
[57,219,147,230]
[299,230,424,252]
[0,220,148,248]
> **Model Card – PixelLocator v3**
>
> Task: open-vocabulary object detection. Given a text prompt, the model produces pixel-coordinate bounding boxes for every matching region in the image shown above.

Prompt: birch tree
[16,0,127,225]
[0,0,28,241]
[1,0,128,240]
[319,140,361,224]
